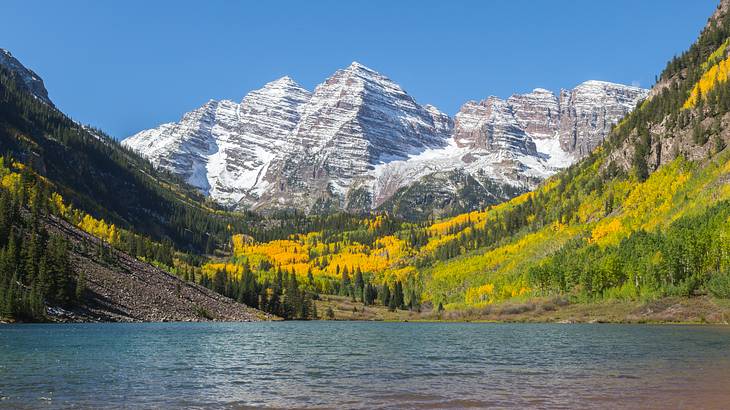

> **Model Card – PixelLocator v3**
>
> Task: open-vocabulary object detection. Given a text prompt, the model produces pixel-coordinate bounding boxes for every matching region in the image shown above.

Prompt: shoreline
[315,294,730,325]
[4,295,729,325]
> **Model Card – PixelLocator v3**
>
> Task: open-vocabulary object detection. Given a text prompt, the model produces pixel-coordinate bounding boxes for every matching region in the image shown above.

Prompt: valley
[0,1,729,326]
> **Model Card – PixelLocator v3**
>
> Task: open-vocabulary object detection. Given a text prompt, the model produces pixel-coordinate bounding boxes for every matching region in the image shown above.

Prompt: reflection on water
[1,322,729,409]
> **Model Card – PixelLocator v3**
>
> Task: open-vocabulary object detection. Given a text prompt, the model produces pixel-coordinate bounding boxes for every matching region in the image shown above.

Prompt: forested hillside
[0,63,274,253]
[0,157,272,322]
[3,2,730,323]
[204,1,730,317]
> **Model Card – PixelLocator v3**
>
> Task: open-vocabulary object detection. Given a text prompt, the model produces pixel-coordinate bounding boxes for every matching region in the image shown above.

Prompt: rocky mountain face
[123,77,311,204]
[123,62,648,218]
[0,48,54,106]
[256,62,454,212]
[557,80,649,157]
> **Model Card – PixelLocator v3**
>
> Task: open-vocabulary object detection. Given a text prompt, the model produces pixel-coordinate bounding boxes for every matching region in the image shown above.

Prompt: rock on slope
[124,62,648,217]
[0,46,272,323]
[45,214,273,322]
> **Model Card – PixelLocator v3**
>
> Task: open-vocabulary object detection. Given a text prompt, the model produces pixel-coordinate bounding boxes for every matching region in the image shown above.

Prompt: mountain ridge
[123,63,648,218]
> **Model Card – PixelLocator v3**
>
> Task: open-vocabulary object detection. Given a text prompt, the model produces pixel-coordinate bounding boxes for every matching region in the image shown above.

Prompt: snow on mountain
[123,77,311,204]
[371,81,647,210]
[257,62,453,209]
[558,80,649,156]
[123,63,648,215]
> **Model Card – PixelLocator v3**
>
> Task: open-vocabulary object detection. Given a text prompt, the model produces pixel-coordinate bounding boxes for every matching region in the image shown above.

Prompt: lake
[1,322,729,409]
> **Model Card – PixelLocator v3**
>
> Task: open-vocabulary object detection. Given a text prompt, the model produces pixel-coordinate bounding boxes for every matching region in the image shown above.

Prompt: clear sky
[1,0,720,139]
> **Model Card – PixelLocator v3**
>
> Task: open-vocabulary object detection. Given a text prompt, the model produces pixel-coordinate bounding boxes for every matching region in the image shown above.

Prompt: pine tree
[340,267,350,296]
[75,272,85,301]
[394,281,405,309]
[388,290,397,312]
[213,269,227,294]
[354,267,364,301]
[380,284,391,307]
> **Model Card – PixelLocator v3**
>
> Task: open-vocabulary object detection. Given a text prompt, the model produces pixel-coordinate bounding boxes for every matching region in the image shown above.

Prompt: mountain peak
[0,48,53,106]
[265,75,302,89]
[348,61,367,69]
[576,80,643,90]
[344,61,378,75]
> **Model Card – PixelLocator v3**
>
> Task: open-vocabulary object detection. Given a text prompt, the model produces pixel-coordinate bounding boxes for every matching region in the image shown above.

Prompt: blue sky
[1,0,719,139]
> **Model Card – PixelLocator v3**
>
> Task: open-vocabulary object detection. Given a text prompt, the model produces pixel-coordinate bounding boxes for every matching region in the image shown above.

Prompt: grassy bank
[315,295,730,324]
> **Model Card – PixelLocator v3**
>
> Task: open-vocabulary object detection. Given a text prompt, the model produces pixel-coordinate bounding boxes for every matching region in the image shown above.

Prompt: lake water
[1,322,729,409]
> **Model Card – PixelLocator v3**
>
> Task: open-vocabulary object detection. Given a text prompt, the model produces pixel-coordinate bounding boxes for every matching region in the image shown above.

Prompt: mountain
[0,50,282,322]
[124,64,648,218]
[0,47,268,253]
[3,0,729,325]
[205,0,730,322]
[0,49,53,106]
[124,77,312,205]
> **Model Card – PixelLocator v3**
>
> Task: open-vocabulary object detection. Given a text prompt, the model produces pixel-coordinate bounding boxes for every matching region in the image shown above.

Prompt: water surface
[1,322,729,408]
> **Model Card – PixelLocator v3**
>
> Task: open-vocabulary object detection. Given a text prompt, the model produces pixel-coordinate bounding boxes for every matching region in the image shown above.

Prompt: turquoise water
[1,322,729,409]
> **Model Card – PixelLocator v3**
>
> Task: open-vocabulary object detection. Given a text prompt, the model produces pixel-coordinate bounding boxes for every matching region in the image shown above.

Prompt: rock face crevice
[123,62,648,216]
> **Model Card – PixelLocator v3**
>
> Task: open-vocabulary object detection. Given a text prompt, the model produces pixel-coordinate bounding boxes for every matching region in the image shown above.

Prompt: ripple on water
[1,322,730,408]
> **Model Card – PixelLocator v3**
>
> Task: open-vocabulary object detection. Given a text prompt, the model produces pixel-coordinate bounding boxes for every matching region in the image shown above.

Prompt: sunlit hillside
[206,8,730,312]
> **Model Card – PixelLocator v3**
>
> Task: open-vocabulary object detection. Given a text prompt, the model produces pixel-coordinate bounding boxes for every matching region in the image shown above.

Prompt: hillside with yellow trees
[200,4,730,318]
[3,0,730,323]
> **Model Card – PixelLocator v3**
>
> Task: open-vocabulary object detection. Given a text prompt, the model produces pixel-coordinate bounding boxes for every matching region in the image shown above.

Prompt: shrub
[707,272,730,299]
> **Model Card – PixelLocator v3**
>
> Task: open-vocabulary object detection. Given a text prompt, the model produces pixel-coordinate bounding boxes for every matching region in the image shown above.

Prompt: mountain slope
[124,64,647,218]
[0,154,273,322]
[0,49,53,106]
[124,77,312,204]
[207,0,730,319]
[0,49,264,252]
[44,213,272,322]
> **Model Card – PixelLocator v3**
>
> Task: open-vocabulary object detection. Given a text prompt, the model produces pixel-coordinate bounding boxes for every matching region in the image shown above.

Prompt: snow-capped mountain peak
[123,75,312,203]
[123,64,648,217]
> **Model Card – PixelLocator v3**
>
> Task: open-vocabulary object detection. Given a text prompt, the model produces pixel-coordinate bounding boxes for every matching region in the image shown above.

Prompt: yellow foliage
[621,160,689,230]
[78,214,120,245]
[684,55,730,108]
[235,239,308,266]
[382,266,417,285]
[465,283,495,304]
[428,210,486,236]
[701,38,730,72]
[50,193,69,216]
[324,236,408,277]
[202,262,243,278]
[363,215,386,231]
[590,219,623,245]
[576,192,602,223]
[1,173,21,192]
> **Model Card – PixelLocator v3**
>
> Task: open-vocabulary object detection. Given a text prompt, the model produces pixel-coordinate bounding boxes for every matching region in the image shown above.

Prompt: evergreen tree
[394,281,405,309]
[380,284,391,307]
[354,267,364,301]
